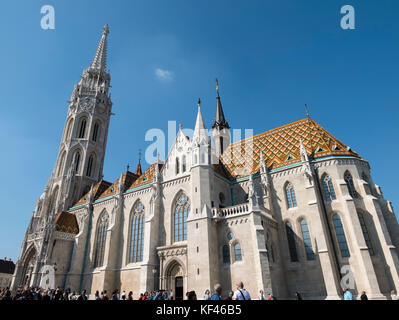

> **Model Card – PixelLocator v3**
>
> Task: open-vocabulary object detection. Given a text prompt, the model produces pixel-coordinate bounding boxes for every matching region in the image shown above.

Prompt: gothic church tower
[11,25,112,289]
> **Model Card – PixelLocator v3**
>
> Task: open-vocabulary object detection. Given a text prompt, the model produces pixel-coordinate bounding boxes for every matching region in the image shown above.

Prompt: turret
[212,79,230,158]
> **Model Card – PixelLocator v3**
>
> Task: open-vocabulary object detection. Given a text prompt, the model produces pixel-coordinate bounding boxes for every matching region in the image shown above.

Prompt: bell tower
[11,25,113,290]
[52,24,113,211]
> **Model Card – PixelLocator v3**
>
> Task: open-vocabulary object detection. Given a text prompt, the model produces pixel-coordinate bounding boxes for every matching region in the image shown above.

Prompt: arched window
[182,155,187,173]
[74,151,81,172]
[86,155,94,177]
[222,245,230,263]
[300,220,315,261]
[174,193,190,242]
[175,157,180,175]
[92,122,100,142]
[322,175,336,201]
[57,152,66,177]
[344,171,357,198]
[285,183,297,208]
[285,222,298,262]
[357,212,374,255]
[78,118,87,139]
[332,214,350,258]
[93,211,109,268]
[65,118,73,141]
[128,202,145,263]
[234,243,242,261]
[74,152,81,172]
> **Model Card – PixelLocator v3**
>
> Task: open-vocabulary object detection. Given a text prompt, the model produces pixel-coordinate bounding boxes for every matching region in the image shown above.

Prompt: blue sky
[0,0,398,260]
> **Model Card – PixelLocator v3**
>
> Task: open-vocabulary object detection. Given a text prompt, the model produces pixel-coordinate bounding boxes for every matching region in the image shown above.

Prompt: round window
[227,232,234,241]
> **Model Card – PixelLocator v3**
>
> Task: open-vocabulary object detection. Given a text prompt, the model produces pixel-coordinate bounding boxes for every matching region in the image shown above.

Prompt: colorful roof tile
[74,180,113,207]
[219,118,360,178]
[55,212,79,234]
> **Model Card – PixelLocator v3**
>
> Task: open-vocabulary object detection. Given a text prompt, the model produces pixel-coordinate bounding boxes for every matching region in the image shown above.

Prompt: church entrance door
[175,276,183,300]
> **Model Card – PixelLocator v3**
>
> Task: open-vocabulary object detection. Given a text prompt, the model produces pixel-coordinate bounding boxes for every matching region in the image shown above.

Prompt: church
[11,25,399,299]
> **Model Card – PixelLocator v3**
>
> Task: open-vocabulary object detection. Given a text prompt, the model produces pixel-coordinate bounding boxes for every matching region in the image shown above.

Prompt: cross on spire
[305,104,310,119]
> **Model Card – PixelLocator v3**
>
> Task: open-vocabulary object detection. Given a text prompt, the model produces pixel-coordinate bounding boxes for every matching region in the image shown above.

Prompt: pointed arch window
[128,202,145,263]
[182,155,187,173]
[86,155,94,177]
[222,245,230,263]
[175,157,180,175]
[322,175,336,201]
[78,119,87,139]
[344,171,358,198]
[285,183,297,208]
[300,220,315,261]
[234,243,242,261]
[57,152,66,177]
[285,222,298,262]
[92,122,100,142]
[74,152,81,172]
[174,193,190,242]
[357,212,374,255]
[65,118,73,141]
[332,214,350,258]
[93,211,109,268]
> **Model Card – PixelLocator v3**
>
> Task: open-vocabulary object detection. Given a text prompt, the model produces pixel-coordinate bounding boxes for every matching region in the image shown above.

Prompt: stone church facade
[11,26,399,299]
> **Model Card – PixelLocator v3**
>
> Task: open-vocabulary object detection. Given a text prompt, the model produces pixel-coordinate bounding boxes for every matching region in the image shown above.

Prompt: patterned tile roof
[219,118,360,179]
[55,212,79,234]
[127,163,163,190]
[97,171,140,199]
[74,180,113,207]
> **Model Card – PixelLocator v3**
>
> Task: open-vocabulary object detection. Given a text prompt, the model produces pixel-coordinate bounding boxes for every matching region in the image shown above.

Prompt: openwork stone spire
[90,24,109,72]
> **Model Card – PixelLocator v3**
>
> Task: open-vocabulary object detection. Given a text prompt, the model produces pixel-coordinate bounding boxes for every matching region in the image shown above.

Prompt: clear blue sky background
[0,0,398,260]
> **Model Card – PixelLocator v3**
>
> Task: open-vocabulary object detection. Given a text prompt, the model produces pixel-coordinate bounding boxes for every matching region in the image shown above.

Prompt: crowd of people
[1,282,398,301]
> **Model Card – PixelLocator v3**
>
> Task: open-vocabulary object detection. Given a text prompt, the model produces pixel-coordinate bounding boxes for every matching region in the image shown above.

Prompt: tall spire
[90,24,109,72]
[212,78,230,130]
[193,98,209,145]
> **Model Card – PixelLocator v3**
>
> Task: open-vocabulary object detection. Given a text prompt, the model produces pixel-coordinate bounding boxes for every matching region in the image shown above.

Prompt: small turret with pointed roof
[193,98,210,146]
[212,79,231,157]
[212,79,230,130]
[135,150,143,176]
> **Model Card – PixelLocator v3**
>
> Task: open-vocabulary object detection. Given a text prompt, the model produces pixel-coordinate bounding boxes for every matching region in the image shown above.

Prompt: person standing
[360,291,368,300]
[77,290,88,301]
[295,292,302,300]
[233,281,251,300]
[169,289,174,300]
[203,289,211,300]
[211,284,223,300]
[258,290,265,300]
[94,290,101,300]
[343,288,353,300]
[391,290,399,300]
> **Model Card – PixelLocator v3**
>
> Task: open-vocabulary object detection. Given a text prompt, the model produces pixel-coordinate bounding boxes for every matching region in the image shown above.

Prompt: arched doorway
[165,260,185,300]
[21,247,37,287]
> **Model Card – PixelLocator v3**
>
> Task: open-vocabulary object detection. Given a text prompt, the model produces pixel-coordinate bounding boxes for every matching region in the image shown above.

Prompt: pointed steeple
[90,24,109,72]
[193,98,209,145]
[212,79,230,130]
[135,150,143,176]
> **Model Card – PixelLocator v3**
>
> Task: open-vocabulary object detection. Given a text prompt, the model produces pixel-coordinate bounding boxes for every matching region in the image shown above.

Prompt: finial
[305,104,310,119]
[138,149,142,164]
[103,24,110,36]
[197,97,201,108]
[216,78,220,97]
[126,163,130,172]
